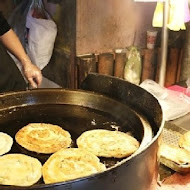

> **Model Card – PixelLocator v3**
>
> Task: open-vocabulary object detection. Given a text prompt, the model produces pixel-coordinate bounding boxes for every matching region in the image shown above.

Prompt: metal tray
[161,122,190,174]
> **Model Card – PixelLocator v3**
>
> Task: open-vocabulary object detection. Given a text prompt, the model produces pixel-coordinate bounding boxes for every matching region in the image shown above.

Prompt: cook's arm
[0,29,42,88]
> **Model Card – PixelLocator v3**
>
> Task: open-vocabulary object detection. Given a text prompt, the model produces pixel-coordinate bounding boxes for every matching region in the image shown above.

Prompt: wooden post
[98,53,114,76]
[141,49,156,82]
[165,48,179,87]
[176,49,183,83]
[77,54,96,87]
[155,48,161,83]
[114,49,126,79]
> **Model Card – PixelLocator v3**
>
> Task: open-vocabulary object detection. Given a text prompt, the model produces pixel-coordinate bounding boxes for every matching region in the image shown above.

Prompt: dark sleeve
[0,12,11,36]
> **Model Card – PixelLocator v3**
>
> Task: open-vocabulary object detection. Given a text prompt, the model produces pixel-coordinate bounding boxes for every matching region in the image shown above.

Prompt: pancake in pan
[0,132,13,156]
[42,148,106,184]
[77,129,140,158]
[0,154,42,186]
[15,123,72,154]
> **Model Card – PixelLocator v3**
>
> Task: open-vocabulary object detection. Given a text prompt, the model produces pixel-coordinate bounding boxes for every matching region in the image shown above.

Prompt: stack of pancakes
[160,131,190,173]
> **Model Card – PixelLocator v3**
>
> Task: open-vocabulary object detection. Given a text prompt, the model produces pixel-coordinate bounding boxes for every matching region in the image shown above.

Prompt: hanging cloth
[152,0,190,31]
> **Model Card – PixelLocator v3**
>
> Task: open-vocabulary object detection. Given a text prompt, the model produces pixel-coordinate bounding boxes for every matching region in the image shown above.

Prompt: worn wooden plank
[98,53,114,76]
[77,54,96,87]
[176,49,184,83]
[141,49,157,82]
[165,48,179,87]
[114,49,126,79]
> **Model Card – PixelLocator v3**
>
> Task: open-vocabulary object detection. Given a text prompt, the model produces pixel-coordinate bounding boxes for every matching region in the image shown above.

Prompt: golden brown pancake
[0,132,13,156]
[77,129,140,158]
[42,148,106,184]
[160,143,190,165]
[15,123,72,154]
[0,154,42,186]
[179,131,190,152]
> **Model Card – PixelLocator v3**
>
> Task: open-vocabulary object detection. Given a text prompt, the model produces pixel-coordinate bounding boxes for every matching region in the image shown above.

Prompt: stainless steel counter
[171,112,190,131]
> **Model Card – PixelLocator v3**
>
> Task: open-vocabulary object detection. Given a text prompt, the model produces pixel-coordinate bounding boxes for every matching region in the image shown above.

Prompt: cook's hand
[22,60,42,88]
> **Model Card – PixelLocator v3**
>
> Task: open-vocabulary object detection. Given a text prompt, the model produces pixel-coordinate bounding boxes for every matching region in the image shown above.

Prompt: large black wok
[0,73,164,190]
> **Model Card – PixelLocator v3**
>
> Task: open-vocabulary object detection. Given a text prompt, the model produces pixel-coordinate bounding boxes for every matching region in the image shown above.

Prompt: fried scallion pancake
[15,123,72,154]
[179,131,190,152]
[42,148,106,184]
[0,154,42,186]
[77,129,140,158]
[160,143,190,165]
[0,132,13,156]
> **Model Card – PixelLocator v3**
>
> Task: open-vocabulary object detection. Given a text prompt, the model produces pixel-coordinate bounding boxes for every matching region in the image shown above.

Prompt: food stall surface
[158,113,190,189]
[172,113,190,131]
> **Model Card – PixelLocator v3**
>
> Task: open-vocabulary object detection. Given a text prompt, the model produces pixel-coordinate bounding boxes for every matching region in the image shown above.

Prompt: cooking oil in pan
[0,104,145,183]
